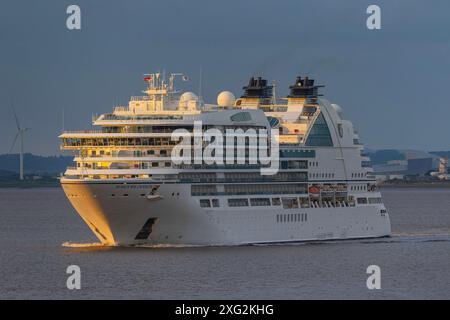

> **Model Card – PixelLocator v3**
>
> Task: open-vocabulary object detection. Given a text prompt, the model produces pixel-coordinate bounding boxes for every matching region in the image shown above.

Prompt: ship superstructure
[60,72,391,245]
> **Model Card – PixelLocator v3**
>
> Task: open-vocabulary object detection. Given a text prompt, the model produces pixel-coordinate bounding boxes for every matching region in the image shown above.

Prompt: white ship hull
[62,180,391,246]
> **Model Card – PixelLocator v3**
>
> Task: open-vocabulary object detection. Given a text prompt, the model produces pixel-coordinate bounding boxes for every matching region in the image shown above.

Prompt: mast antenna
[62,107,65,132]
[198,67,203,105]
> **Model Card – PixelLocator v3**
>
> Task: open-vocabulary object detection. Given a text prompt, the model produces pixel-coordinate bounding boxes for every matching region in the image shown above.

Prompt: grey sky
[1,0,449,155]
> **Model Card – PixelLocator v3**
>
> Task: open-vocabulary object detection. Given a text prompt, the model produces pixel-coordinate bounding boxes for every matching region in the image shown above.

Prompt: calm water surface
[0,187,449,299]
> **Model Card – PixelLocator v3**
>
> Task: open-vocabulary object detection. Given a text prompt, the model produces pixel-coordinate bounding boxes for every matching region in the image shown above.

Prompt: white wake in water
[61,242,211,249]
[252,233,450,247]
[62,242,109,248]
[379,233,450,243]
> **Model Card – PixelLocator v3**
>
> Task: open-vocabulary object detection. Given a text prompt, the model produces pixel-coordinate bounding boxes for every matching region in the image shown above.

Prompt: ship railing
[256,105,289,112]
[69,166,138,170]
[64,128,177,134]
[113,106,127,112]
[62,130,104,134]
[179,177,308,184]
[191,191,308,196]
[293,118,310,124]
[100,114,184,121]
[130,96,151,101]
[174,164,265,170]
[61,142,177,147]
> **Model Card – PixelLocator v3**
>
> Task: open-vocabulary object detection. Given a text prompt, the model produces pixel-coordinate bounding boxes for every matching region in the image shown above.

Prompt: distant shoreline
[0,180,60,188]
[380,181,450,188]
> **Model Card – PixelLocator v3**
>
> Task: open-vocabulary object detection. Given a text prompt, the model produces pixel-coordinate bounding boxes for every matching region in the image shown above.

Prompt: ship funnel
[240,76,273,99]
[288,76,324,99]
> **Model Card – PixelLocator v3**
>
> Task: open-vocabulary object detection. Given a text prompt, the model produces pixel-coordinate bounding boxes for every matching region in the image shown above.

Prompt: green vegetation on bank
[0,154,70,188]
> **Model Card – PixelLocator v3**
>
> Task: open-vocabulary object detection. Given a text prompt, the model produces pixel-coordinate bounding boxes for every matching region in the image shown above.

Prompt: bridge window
[305,112,333,147]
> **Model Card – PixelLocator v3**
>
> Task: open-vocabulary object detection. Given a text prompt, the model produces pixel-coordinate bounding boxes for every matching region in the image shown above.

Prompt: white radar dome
[179,92,198,103]
[217,91,236,107]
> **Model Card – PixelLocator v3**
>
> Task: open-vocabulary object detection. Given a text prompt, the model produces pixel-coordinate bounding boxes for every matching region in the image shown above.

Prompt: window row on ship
[74,160,308,170]
[62,137,178,148]
[79,149,172,157]
[191,183,309,196]
[70,170,374,187]
[309,172,372,180]
[65,144,319,163]
[95,124,266,134]
[190,183,378,198]
[61,139,273,150]
[100,125,194,134]
[61,127,270,148]
[350,184,373,192]
[71,161,374,187]
[196,195,383,209]
[76,148,274,158]
[351,172,367,178]
[180,172,307,183]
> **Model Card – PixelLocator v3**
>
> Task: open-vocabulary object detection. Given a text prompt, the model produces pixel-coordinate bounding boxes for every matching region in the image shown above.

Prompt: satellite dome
[217,91,236,107]
[179,92,198,109]
[179,92,198,103]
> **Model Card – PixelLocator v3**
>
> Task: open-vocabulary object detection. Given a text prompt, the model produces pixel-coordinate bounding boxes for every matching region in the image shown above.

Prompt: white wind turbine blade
[11,105,20,130]
[9,131,20,154]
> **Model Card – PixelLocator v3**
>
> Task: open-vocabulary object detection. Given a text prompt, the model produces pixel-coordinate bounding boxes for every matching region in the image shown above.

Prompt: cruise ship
[60,72,391,246]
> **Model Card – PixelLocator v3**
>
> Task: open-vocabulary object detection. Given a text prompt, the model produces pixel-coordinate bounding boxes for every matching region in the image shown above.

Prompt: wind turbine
[9,106,30,180]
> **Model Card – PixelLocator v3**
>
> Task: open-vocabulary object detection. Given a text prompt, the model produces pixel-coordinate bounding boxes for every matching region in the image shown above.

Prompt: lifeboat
[308,186,320,194]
